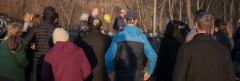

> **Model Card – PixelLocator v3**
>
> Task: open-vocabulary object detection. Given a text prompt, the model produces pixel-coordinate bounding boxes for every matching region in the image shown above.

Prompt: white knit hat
[52,28,69,44]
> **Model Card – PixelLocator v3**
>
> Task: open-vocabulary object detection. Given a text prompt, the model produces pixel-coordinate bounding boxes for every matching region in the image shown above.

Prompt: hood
[42,6,56,22]
[51,41,78,58]
[123,26,142,37]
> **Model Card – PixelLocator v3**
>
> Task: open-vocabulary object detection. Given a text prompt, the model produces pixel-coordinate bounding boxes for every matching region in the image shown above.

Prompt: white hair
[80,13,89,21]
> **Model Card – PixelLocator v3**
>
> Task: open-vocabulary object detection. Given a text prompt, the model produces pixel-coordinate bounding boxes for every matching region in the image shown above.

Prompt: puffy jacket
[105,26,157,77]
[41,41,91,81]
[0,37,28,81]
[21,7,60,64]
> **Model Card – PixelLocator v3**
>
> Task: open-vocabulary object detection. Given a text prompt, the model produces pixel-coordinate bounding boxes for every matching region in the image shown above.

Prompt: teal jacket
[0,37,28,81]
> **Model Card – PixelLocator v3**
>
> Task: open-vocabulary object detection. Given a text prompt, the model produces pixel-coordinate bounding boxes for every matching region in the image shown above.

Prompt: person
[88,7,99,27]
[41,28,91,81]
[23,12,33,32]
[78,13,90,35]
[80,18,112,81]
[105,11,157,81]
[23,14,42,81]
[21,6,60,81]
[213,19,234,51]
[53,13,59,24]
[172,12,235,81]
[113,9,126,33]
[156,20,184,81]
[179,21,190,39]
[0,23,28,81]
[185,9,205,43]
[234,19,240,43]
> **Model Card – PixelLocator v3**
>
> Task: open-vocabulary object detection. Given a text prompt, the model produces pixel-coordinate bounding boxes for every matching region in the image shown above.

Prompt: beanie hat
[52,28,69,44]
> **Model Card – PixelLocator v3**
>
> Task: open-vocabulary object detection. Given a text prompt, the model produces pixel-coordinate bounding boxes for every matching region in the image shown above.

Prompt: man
[185,9,205,43]
[105,11,157,81]
[113,9,126,33]
[172,12,235,81]
[21,6,60,81]
[80,18,112,81]
[88,7,99,27]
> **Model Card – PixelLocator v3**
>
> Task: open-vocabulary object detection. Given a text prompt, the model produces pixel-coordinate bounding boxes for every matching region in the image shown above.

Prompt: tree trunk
[159,0,167,32]
[230,0,234,25]
[179,0,183,21]
[223,0,227,20]
[197,0,200,10]
[186,0,194,28]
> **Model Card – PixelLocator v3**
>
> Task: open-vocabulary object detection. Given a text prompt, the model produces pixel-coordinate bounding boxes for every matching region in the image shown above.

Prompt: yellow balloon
[104,14,111,23]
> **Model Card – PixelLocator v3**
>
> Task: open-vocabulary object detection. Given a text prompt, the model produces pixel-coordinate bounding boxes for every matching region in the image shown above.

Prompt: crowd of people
[0,6,240,81]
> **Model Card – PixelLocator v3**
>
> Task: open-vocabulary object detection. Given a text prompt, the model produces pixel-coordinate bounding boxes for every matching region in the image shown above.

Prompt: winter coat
[80,29,112,81]
[113,16,126,30]
[213,31,234,51]
[105,26,157,81]
[0,37,28,81]
[185,26,197,43]
[172,34,235,81]
[41,41,91,81]
[88,15,95,27]
[156,35,184,81]
[21,20,60,65]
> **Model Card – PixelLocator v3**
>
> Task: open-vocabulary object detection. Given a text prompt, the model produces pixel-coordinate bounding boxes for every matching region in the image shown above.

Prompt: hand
[119,26,124,30]
[143,72,150,81]
[30,43,35,49]
[108,72,114,81]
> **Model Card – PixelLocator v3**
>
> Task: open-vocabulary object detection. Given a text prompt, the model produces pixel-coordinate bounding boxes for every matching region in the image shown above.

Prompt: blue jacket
[113,16,126,30]
[105,26,157,75]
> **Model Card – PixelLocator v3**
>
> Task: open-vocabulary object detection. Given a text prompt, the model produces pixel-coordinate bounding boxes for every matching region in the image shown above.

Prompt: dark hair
[215,19,232,37]
[126,17,135,24]
[194,9,205,21]
[164,20,182,39]
[197,12,214,30]
[91,18,102,29]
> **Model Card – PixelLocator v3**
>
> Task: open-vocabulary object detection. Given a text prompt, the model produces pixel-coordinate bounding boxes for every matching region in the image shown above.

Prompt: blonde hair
[29,14,42,28]
[24,12,33,22]
[7,23,23,37]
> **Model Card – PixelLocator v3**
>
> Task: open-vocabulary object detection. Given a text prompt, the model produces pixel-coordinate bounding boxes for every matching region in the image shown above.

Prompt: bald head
[91,18,102,29]
[92,7,99,16]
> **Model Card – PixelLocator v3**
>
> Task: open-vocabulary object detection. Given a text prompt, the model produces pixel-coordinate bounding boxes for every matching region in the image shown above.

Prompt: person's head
[196,12,214,34]
[52,28,69,44]
[7,23,23,37]
[80,13,89,21]
[91,18,102,30]
[42,6,57,22]
[177,21,186,29]
[164,20,182,39]
[194,9,205,23]
[29,14,42,28]
[214,20,232,38]
[120,9,126,18]
[53,13,59,24]
[92,7,99,16]
[124,11,138,26]
[24,12,33,22]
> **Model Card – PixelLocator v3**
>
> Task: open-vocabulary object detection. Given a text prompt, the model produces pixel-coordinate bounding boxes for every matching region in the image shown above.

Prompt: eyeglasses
[120,12,126,14]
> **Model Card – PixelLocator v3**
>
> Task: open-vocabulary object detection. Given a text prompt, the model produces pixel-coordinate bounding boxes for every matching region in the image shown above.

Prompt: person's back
[21,6,60,81]
[173,12,235,81]
[80,18,111,81]
[41,28,91,81]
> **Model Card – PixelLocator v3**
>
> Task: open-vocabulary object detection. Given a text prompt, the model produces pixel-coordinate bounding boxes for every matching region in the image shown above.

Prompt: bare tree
[158,0,167,32]
[169,0,176,20]
[186,0,194,28]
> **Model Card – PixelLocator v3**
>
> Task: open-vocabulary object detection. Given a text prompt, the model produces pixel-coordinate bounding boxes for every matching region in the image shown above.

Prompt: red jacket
[41,41,91,81]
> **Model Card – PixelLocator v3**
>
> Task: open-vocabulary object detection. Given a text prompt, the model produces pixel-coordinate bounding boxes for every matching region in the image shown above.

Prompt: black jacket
[80,29,112,81]
[213,31,234,51]
[21,21,60,64]
[156,35,184,81]
[172,34,235,81]
[88,15,95,27]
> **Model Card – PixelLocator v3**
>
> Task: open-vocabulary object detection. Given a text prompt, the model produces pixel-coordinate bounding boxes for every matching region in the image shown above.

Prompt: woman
[213,19,234,51]
[156,20,184,81]
[23,12,33,32]
[0,23,28,81]
[23,14,42,81]
[78,13,90,35]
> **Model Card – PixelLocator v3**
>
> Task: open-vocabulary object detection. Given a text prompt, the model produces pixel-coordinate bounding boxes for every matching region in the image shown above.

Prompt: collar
[193,33,214,41]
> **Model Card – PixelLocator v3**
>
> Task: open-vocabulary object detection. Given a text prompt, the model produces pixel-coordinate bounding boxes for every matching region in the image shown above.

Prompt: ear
[214,27,218,31]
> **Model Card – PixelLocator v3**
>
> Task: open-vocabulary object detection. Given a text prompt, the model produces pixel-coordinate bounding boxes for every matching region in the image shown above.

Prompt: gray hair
[80,13,89,21]
[197,12,214,30]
